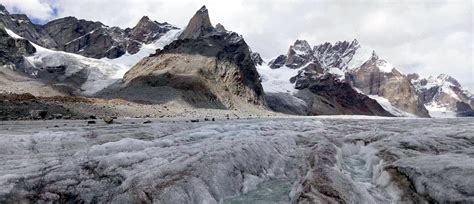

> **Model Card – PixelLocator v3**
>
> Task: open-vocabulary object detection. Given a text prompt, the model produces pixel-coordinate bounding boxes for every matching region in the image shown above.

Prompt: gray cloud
[2,0,473,91]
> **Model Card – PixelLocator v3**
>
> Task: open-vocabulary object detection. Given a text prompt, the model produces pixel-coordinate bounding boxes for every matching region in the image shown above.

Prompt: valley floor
[0,117,473,203]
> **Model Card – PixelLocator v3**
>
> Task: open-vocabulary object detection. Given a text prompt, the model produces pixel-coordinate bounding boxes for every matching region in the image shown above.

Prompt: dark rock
[265,92,308,115]
[190,119,200,122]
[30,110,48,119]
[215,23,227,32]
[87,120,96,124]
[52,114,63,119]
[294,74,393,116]
[143,120,152,124]
[250,52,264,66]
[102,116,114,124]
[268,55,287,69]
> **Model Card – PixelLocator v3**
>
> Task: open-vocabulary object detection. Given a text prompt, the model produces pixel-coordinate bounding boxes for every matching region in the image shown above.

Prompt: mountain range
[0,4,472,119]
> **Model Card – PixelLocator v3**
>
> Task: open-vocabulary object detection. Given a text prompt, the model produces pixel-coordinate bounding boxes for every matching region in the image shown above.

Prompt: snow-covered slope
[5,28,181,95]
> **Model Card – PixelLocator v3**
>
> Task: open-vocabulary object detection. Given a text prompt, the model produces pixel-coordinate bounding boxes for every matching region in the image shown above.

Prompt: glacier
[5,28,181,96]
[0,117,472,203]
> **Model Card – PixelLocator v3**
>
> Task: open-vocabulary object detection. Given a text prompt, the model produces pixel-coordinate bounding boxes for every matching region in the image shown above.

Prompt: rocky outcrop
[293,74,393,116]
[349,52,430,117]
[113,6,265,109]
[250,51,263,66]
[178,6,214,40]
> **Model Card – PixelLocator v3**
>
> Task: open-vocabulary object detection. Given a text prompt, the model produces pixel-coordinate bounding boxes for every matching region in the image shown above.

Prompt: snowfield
[0,117,473,203]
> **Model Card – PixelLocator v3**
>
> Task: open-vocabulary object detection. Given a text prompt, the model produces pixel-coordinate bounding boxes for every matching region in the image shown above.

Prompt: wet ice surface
[0,117,473,203]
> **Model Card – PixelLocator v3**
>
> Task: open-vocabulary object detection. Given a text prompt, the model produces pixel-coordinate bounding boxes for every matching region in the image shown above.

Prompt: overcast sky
[2,0,473,91]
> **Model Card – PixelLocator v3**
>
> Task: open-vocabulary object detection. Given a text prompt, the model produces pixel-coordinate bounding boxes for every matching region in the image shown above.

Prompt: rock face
[411,74,474,116]
[0,4,178,59]
[115,6,265,109]
[0,26,35,66]
[42,16,177,59]
[285,40,313,68]
[42,17,125,59]
[0,5,57,48]
[349,52,430,117]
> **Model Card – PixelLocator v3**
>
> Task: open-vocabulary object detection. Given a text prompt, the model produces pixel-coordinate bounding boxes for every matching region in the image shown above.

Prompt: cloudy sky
[2,0,473,91]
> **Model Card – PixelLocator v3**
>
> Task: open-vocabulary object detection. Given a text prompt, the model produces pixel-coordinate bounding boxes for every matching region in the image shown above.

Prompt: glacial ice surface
[0,117,472,203]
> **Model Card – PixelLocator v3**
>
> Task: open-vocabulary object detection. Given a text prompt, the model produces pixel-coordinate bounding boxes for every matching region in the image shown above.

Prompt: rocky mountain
[410,73,474,117]
[0,3,471,118]
[261,39,430,117]
[0,4,178,59]
[102,6,265,110]
[348,51,429,117]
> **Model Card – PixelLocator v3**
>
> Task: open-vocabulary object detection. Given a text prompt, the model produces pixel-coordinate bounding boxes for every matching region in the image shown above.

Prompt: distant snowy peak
[312,39,360,70]
[411,73,474,115]
[269,38,377,72]
[412,74,465,92]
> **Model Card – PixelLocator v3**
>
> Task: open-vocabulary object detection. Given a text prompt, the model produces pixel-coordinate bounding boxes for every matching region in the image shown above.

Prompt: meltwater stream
[223,179,292,204]
[340,142,393,203]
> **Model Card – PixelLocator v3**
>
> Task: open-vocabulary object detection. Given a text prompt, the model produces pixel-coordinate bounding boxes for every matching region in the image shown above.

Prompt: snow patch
[4,28,23,39]
[368,95,416,117]
[328,67,345,81]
